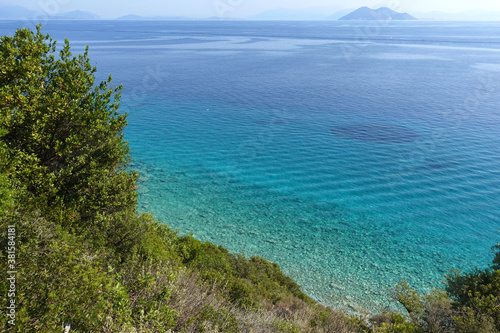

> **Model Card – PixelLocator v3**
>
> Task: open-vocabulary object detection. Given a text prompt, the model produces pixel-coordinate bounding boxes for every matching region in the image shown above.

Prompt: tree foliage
[0,24,136,233]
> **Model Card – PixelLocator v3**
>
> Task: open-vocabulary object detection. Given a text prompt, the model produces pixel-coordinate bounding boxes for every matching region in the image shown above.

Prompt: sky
[9,0,500,19]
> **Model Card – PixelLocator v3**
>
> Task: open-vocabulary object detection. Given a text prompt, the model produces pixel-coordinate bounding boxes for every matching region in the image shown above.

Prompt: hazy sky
[10,0,500,18]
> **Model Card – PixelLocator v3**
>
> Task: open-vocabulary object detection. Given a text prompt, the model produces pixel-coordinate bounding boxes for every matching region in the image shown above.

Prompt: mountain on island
[0,4,38,19]
[339,7,416,20]
[0,4,99,20]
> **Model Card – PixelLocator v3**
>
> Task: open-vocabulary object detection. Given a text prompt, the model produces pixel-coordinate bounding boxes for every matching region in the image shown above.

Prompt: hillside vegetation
[1,25,499,333]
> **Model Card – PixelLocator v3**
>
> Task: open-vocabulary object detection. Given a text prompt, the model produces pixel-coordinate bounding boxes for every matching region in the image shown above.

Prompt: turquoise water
[2,20,500,312]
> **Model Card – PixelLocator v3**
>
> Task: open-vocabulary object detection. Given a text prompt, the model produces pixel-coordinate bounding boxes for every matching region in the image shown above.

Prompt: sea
[1,19,500,313]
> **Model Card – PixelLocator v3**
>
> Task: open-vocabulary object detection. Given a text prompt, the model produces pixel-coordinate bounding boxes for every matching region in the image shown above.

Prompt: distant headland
[339,7,417,20]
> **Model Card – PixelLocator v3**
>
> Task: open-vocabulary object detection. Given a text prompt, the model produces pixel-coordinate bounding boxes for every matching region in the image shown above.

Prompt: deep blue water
[2,20,500,312]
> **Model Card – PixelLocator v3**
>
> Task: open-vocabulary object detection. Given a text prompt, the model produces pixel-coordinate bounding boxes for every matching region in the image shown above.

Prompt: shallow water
[2,20,500,312]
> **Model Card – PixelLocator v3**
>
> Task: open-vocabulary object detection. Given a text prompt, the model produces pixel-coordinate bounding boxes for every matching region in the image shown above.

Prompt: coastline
[131,157,464,313]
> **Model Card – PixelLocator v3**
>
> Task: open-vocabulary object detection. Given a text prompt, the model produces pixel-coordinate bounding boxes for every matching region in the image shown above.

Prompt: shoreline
[131,157,478,313]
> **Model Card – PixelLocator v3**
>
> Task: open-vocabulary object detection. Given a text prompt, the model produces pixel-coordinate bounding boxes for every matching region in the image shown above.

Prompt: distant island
[0,4,99,20]
[3,3,500,21]
[339,7,417,20]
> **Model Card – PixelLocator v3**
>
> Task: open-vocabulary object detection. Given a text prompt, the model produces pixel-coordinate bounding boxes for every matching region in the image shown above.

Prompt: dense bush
[371,245,500,333]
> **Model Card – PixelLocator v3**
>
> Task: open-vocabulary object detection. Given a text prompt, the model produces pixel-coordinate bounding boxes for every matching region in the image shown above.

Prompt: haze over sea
[2,20,500,312]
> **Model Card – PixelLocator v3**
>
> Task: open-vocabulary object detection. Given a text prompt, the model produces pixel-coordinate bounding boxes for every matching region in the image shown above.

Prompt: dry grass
[115,260,362,332]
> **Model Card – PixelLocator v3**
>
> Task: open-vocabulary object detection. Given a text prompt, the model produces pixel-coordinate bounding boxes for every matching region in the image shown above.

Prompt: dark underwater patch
[331,123,418,144]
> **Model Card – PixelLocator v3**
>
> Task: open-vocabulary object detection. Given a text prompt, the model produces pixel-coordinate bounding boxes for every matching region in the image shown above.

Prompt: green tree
[446,252,500,332]
[0,25,141,250]
[0,25,172,332]
[374,244,500,333]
